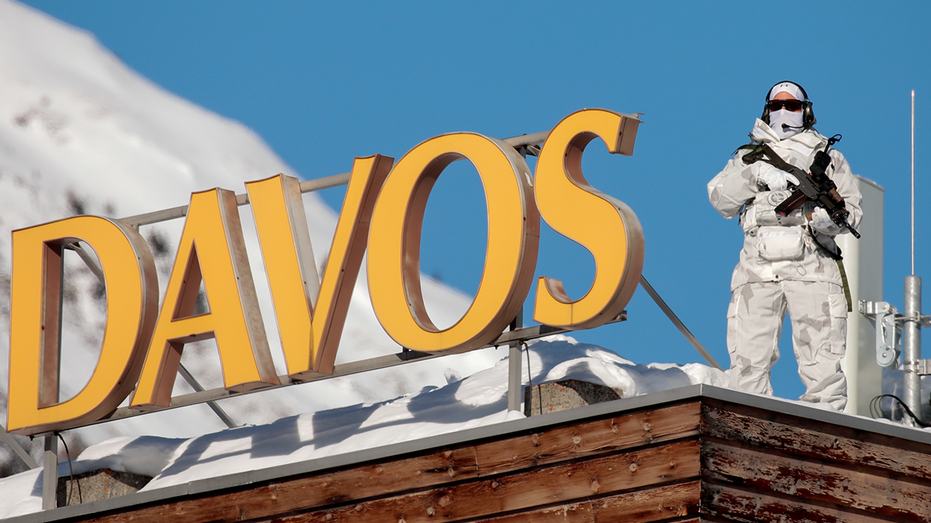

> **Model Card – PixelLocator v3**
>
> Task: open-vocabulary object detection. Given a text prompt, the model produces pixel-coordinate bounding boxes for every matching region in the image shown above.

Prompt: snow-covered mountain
[0,3,732,516]
[0,0,505,471]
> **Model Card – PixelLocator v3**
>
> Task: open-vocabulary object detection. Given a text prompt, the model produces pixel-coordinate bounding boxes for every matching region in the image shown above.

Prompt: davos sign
[7,109,645,436]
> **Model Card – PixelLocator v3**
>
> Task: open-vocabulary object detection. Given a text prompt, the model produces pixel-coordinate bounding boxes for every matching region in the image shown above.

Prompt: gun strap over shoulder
[736,142,763,158]
[754,143,810,179]
[740,143,764,163]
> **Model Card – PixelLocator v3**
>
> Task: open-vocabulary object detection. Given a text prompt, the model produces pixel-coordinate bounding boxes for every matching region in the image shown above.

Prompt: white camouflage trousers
[726,280,848,411]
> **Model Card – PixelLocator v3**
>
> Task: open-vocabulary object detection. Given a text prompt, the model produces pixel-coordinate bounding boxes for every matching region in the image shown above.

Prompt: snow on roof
[0,336,728,518]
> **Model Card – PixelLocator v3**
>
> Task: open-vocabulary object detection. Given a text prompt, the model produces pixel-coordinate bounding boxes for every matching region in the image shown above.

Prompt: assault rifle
[750,135,861,239]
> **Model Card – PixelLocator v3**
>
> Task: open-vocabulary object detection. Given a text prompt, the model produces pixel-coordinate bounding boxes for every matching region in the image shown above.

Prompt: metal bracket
[860,299,931,372]
[515,144,542,158]
[859,300,902,368]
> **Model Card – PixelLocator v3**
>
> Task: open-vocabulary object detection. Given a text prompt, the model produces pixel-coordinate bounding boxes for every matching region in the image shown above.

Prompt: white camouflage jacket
[707,119,863,291]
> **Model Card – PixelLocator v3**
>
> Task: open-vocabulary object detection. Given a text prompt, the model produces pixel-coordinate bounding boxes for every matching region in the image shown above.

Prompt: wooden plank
[86,431,698,523]
[84,447,479,523]
[703,483,909,523]
[256,440,700,523]
[471,500,596,523]
[468,481,701,523]
[702,401,931,480]
[703,439,931,521]
[591,481,700,522]
[474,402,701,476]
[236,447,480,515]
[100,439,697,523]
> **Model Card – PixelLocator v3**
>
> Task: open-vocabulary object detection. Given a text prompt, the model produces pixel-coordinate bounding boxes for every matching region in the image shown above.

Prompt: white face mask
[768,108,805,140]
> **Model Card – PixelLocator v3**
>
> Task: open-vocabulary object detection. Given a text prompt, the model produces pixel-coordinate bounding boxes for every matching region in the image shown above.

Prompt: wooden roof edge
[8,384,931,523]
[698,384,931,446]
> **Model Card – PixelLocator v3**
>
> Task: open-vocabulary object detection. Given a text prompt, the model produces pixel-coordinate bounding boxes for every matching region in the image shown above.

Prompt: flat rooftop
[7,384,931,522]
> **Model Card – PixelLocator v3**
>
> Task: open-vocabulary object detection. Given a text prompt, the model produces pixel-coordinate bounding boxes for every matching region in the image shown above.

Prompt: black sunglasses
[767,99,804,112]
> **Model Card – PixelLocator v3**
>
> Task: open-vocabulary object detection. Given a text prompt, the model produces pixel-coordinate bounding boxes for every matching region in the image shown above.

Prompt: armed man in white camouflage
[707,81,862,411]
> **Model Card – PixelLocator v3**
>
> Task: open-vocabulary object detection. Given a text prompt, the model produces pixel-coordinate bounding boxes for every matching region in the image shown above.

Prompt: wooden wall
[72,402,703,523]
[701,399,931,522]
[37,394,931,523]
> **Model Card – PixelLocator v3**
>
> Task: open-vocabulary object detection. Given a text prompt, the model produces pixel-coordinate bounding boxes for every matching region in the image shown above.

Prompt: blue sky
[20,1,931,402]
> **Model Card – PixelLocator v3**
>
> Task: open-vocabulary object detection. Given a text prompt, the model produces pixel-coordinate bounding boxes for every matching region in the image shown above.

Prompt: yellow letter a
[131,188,278,409]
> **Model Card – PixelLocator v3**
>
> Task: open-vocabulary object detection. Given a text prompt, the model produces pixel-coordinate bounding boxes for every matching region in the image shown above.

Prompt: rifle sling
[757,143,809,179]
[807,225,852,312]
[837,259,853,313]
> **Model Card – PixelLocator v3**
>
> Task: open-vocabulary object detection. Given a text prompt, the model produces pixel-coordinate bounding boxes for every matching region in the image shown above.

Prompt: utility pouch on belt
[756,225,805,261]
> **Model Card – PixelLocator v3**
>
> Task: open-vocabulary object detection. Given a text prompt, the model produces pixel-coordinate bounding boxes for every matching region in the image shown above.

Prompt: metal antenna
[903,89,923,423]
[858,90,931,424]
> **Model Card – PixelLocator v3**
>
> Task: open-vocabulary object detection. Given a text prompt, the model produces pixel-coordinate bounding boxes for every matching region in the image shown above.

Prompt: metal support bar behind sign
[639,275,723,371]
[119,130,553,228]
[0,424,37,469]
[42,435,58,510]
[507,309,524,413]
[178,365,238,429]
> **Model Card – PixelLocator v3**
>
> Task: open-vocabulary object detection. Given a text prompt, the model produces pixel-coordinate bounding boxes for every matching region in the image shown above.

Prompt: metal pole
[903,276,922,422]
[912,89,916,276]
[178,364,237,428]
[507,308,524,413]
[902,91,922,423]
[0,424,38,469]
[507,144,533,415]
[120,131,553,228]
[42,435,59,510]
[639,275,723,370]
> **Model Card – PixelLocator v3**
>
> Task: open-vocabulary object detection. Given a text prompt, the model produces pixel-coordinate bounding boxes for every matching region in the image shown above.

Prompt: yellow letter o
[367,133,539,353]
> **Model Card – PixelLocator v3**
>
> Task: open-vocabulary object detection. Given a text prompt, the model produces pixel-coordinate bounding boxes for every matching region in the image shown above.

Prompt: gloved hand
[809,207,835,233]
[758,163,800,192]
